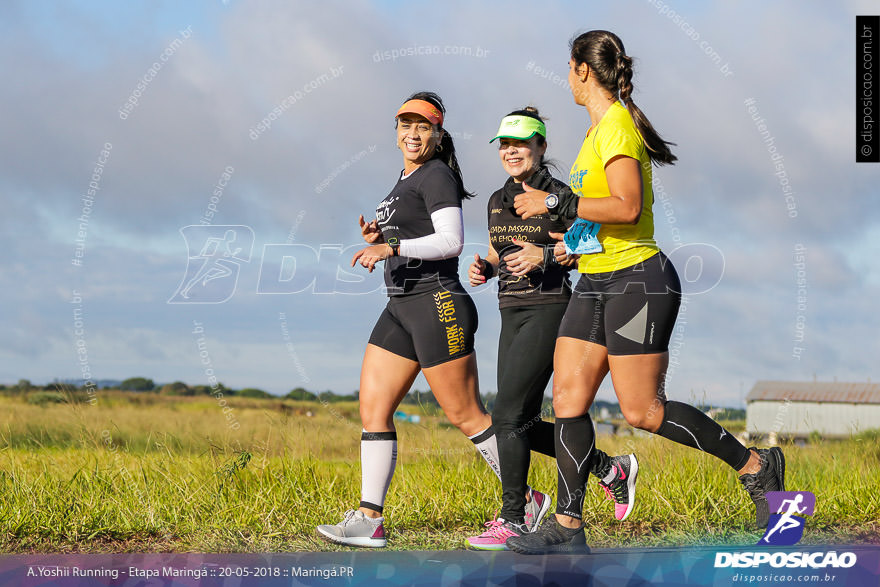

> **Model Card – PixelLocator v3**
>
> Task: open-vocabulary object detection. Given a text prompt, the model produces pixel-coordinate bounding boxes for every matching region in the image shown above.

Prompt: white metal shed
[745,381,880,439]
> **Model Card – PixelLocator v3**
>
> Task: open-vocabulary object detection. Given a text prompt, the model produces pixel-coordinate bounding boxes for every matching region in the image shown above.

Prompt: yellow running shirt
[570,101,660,274]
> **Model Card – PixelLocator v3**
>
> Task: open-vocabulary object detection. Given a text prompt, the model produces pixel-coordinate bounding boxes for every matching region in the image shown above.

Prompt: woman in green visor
[465,106,637,551]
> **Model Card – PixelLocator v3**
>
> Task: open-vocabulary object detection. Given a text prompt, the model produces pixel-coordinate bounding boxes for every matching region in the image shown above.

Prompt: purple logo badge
[759,491,816,546]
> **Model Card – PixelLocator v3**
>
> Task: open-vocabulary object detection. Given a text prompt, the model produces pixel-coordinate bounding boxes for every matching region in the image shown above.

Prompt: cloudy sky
[2,0,877,407]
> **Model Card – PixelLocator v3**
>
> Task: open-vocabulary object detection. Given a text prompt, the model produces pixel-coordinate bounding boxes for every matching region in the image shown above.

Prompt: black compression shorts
[368,285,478,367]
[557,251,681,355]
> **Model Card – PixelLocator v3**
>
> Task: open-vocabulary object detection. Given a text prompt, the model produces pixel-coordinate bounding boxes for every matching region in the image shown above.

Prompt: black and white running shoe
[505,515,589,555]
[739,446,786,529]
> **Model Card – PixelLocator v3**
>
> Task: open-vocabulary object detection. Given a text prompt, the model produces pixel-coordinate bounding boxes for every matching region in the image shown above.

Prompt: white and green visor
[489,115,547,143]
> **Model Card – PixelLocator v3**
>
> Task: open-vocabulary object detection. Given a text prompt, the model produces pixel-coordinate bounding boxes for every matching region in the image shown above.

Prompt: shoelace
[340,509,359,526]
[601,466,629,504]
[480,520,519,539]
[739,474,765,499]
[482,509,502,526]
[532,515,574,541]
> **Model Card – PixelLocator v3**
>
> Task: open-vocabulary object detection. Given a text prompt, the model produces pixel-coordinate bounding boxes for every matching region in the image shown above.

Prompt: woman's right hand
[359,214,384,244]
[514,182,550,219]
[549,231,578,266]
[468,253,489,286]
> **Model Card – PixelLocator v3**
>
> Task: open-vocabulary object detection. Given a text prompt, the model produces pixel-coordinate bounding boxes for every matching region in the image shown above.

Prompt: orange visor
[396,99,443,126]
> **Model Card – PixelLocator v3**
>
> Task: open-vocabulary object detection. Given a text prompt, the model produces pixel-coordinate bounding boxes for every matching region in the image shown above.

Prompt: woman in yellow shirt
[506,30,786,554]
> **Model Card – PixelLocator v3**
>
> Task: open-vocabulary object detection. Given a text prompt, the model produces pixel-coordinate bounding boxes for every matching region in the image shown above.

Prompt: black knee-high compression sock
[554,415,595,520]
[527,420,612,479]
[655,400,751,470]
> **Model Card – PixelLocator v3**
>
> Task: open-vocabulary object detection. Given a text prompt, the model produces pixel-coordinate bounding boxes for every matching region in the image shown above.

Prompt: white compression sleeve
[360,430,397,512]
[468,426,502,482]
[398,207,463,260]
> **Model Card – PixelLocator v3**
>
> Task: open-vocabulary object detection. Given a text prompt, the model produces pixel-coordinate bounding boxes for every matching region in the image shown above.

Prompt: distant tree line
[0,378,356,403]
[0,379,745,420]
[2,379,456,410]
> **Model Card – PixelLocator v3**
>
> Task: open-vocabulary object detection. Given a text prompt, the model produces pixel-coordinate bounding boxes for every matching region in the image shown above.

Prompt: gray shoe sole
[770,447,786,492]
[506,532,590,555]
[316,525,386,548]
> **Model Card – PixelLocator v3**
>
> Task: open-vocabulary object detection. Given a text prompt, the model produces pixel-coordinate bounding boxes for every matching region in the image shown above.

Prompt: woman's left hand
[351,244,393,272]
[513,182,549,219]
[359,214,384,244]
[504,239,544,276]
[549,231,578,266]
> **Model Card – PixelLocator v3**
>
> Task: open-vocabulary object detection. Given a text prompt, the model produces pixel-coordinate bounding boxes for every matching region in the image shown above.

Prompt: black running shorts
[368,285,478,367]
[557,251,681,355]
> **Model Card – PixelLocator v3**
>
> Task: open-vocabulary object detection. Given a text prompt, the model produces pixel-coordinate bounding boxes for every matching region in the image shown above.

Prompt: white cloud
[2,0,876,405]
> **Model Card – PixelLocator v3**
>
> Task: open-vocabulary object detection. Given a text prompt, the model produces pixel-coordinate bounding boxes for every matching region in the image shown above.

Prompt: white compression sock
[359,430,397,513]
[468,426,502,481]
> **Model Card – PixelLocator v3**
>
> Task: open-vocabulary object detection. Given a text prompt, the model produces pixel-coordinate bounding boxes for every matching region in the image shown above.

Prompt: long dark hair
[570,30,677,166]
[401,91,475,198]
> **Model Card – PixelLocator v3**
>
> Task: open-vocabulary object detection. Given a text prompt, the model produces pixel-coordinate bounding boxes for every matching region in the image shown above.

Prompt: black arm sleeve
[550,185,579,223]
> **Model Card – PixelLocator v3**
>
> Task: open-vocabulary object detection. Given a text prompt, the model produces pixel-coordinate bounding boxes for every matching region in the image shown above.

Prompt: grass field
[1,393,878,553]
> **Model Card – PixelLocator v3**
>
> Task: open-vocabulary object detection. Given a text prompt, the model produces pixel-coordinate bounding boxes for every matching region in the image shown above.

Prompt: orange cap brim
[396,99,443,126]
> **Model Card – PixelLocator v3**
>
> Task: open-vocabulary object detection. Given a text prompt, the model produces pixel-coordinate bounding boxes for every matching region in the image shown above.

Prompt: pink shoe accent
[371,525,385,538]
[601,464,631,520]
[523,489,544,528]
[532,491,545,509]
[600,455,638,522]
[466,519,521,550]
[482,519,504,530]
[602,483,628,519]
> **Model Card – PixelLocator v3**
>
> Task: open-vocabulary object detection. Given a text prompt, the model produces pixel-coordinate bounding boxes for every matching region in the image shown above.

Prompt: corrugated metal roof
[746,381,880,404]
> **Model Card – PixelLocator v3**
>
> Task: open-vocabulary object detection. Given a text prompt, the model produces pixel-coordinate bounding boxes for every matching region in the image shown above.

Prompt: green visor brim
[489,115,546,143]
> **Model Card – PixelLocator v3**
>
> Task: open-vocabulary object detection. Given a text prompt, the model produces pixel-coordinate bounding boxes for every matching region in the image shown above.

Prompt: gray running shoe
[316,509,386,548]
[523,488,552,532]
[739,447,786,529]
[506,515,589,555]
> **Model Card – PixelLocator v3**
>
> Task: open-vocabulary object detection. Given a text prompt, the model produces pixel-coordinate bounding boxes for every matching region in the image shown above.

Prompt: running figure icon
[762,494,806,543]
[758,491,816,546]
[169,225,254,304]
[181,230,242,298]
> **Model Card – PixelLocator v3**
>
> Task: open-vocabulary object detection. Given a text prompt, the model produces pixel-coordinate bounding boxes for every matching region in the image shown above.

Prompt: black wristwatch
[389,243,400,256]
[544,193,559,211]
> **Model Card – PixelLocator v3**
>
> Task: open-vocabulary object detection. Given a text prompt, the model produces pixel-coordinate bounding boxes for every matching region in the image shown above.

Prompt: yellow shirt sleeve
[593,108,645,166]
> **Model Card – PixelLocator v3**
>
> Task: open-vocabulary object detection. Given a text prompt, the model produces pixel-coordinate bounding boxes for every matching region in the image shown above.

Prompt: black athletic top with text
[377,158,463,296]
[488,168,573,308]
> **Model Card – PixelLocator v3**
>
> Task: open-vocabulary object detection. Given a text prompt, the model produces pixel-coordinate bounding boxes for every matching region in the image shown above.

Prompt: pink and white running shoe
[466,517,526,551]
[598,453,639,521]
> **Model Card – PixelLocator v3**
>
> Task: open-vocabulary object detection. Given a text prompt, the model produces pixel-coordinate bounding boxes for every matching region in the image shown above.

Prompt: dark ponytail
[403,91,475,198]
[570,30,677,166]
